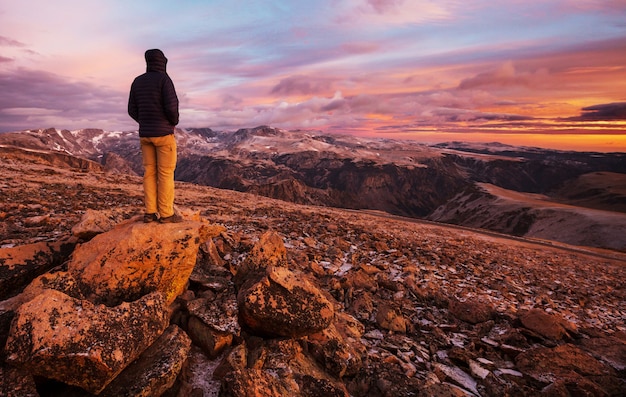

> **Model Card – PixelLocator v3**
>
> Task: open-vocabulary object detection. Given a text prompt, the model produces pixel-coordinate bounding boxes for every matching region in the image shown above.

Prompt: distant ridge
[1,126,625,251]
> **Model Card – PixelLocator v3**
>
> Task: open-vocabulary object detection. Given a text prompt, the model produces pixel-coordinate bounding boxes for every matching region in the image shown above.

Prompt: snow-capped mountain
[1,126,625,250]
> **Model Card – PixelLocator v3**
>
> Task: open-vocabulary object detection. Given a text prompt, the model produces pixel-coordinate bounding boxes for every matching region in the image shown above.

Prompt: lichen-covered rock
[306,312,366,378]
[238,266,334,337]
[67,218,222,305]
[220,339,349,397]
[0,365,39,397]
[186,295,239,358]
[0,238,75,300]
[99,325,192,397]
[4,289,169,394]
[233,230,287,288]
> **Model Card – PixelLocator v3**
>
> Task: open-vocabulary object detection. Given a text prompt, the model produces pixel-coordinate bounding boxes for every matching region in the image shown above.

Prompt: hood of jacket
[145,49,167,73]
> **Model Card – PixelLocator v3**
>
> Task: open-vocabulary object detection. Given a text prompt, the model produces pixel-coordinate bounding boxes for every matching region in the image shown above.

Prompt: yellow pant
[140,134,177,218]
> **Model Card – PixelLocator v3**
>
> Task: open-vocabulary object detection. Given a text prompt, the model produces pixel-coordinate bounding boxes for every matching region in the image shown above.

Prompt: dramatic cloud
[0,68,129,132]
[1,0,625,150]
[271,75,335,96]
[571,102,626,121]
[458,61,550,90]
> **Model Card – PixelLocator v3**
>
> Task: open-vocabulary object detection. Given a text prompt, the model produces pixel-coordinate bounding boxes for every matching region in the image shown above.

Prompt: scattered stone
[375,303,407,333]
[71,209,121,240]
[448,297,495,324]
[434,362,480,396]
[187,316,234,359]
[2,154,626,396]
[519,308,572,340]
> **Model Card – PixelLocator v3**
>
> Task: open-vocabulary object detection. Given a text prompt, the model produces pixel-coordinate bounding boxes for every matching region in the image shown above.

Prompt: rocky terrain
[1,139,625,396]
[1,127,625,252]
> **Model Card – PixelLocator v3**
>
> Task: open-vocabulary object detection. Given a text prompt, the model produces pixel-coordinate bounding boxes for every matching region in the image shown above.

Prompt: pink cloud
[336,0,456,25]
[271,75,335,96]
[0,35,25,47]
[458,61,550,90]
[366,0,404,13]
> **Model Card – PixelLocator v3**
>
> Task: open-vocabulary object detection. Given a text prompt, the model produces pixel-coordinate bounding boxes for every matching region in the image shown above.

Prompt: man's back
[128,49,179,137]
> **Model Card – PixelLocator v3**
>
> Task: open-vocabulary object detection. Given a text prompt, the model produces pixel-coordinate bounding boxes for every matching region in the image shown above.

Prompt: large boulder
[67,217,223,306]
[235,231,334,338]
[238,265,334,338]
[1,215,226,394]
[0,238,75,300]
[4,289,169,394]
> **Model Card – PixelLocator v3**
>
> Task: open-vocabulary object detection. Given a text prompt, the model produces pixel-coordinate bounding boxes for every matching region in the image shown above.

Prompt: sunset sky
[1,0,626,151]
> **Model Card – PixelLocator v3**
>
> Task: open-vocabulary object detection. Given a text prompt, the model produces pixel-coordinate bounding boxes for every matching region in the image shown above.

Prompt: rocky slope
[1,127,625,252]
[427,182,626,251]
[1,142,625,396]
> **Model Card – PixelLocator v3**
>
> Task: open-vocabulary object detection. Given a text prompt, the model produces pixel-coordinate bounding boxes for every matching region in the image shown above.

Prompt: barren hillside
[2,127,625,254]
[1,144,625,395]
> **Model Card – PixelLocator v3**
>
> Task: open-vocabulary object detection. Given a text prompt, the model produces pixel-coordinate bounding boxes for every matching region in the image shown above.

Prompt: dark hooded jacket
[128,49,179,137]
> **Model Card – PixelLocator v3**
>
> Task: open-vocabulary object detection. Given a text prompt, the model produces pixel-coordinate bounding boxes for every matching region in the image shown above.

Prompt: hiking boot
[159,213,183,223]
[144,213,159,223]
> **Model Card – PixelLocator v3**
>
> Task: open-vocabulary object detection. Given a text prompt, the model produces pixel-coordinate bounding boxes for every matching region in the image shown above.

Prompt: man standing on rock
[128,49,182,223]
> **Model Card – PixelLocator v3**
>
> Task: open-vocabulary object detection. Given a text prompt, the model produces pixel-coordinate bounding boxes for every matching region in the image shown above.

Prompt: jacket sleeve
[162,76,179,126]
[128,81,139,122]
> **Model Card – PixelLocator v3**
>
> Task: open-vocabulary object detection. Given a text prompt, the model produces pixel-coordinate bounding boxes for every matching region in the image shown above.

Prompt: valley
[1,126,625,252]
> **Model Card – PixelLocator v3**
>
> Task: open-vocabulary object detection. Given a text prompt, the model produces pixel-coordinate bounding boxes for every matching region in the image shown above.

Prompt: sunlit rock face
[65,217,217,306]
[0,239,75,301]
[4,289,169,394]
[1,144,626,396]
[236,231,335,337]
[1,214,221,394]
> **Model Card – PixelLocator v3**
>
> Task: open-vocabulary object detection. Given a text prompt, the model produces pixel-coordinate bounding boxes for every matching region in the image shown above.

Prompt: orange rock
[238,266,334,337]
[519,309,571,340]
[5,289,169,394]
[375,304,407,333]
[0,239,75,300]
[67,218,220,305]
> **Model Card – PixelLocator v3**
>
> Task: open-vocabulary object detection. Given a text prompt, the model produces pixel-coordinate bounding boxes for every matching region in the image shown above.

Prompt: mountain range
[1,126,625,251]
